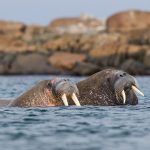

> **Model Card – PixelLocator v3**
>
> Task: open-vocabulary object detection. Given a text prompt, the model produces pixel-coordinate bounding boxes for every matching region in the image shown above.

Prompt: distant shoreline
[0,10,150,76]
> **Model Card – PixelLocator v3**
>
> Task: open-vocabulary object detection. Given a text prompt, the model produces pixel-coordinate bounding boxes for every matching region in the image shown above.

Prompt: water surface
[0,75,149,150]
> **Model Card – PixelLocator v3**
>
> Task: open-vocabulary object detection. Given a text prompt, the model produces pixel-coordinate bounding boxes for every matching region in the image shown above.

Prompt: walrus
[0,78,80,107]
[0,69,144,107]
[76,69,144,106]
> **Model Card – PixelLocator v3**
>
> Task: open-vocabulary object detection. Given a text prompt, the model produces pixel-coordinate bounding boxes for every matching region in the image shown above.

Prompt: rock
[107,10,150,32]
[127,29,150,45]
[0,20,26,35]
[10,53,59,74]
[0,53,15,74]
[49,15,105,34]
[89,42,146,67]
[89,42,126,66]
[89,42,120,58]
[50,15,102,28]
[44,34,98,52]
[127,45,145,61]
[0,35,43,53]
[23,25,54,44]
[144,50,150,68]
[121,59,145,75]
[43,35,77,51]
[88,33,128,58]
[48,52,86,71]
[73,62,100,75]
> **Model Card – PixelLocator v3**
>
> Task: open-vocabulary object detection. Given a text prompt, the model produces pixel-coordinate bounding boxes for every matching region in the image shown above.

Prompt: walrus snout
[51,78,81,106]
[114,74,144,105]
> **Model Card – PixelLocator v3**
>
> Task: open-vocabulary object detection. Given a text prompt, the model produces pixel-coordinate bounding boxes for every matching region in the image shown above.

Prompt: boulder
[89,42,127,66]
[0,53,15,74]
[88,33,128,58]
[127,29,150,45]
[73,62,100,75]
[0,20,26,36]
[49,15,105,34]
[49,15,102,28]
[0,34,44,53]
[144,50,150,68]
[89,42,120,58]
[23,25,54,44]
[10,53,59,74]
[44,34,99,52]
[127,45,145,61]
[48,52,86,70]
[107,10,150,32]
[121,59,145,75]
[43,35,78,51]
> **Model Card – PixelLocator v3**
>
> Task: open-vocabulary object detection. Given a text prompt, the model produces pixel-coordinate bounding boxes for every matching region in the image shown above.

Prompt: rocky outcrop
[0,21,26,35]
[107,10,150,32]
[49,14,105,34]
[0,10,150,75]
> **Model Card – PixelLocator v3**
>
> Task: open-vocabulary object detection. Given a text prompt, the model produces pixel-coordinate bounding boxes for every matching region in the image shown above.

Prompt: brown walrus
[0,69,144,107]
[76,69,144,106]
[0,78,80,107]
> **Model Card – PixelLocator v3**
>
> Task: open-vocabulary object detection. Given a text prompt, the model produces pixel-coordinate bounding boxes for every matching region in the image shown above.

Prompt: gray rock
[121,59,145,75]
[73,62,100,75]
[10,53,60,74]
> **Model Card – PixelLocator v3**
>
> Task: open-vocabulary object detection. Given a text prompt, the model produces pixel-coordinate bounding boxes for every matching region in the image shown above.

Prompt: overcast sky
[0,0,149,25]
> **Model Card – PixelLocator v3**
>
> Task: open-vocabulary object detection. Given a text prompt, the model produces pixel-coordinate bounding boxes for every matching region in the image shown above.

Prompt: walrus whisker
[72,93,81,106]
[61,93,69,106]
[121,90,126,104]
[115,93,120,103]
[132,86,144,96]
[115,89,122,104]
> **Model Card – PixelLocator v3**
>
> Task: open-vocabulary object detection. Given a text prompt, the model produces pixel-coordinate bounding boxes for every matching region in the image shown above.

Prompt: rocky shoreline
[0,10,150,75]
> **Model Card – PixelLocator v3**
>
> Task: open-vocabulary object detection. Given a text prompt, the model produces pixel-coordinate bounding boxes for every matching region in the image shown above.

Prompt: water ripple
[0,75,149,150]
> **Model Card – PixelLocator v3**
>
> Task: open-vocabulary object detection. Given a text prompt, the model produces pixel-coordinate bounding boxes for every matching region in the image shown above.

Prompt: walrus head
[49,78,80,106]
[77,69,144,105]
[108,70,144,105]
[9,78,80,107]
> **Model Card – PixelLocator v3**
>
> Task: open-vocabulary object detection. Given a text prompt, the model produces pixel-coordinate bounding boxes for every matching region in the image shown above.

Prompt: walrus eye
[47,82,52,89]
[107,77,111,83]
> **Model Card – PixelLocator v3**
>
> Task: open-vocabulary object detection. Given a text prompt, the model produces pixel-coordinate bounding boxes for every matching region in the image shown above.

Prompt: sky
[0,0,149,25]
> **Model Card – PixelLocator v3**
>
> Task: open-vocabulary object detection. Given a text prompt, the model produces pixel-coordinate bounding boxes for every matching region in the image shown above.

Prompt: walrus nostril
[119,73,127,77]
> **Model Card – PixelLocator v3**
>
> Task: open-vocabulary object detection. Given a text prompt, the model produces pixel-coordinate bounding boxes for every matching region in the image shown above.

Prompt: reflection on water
[0,75,149,150]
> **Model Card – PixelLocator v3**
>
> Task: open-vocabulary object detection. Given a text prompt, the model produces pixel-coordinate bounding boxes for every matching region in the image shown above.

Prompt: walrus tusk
[61,93,69,106]
[121,90,126,104]
[132,85,144,96]
[72,93,81,106]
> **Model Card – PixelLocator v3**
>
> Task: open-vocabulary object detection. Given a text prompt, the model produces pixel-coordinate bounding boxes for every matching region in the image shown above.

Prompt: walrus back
[0,100,12,107]
[9,80,49,107]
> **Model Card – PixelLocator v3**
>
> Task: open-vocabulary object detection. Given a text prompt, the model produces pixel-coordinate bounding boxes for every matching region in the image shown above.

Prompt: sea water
[0,75,149,150]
